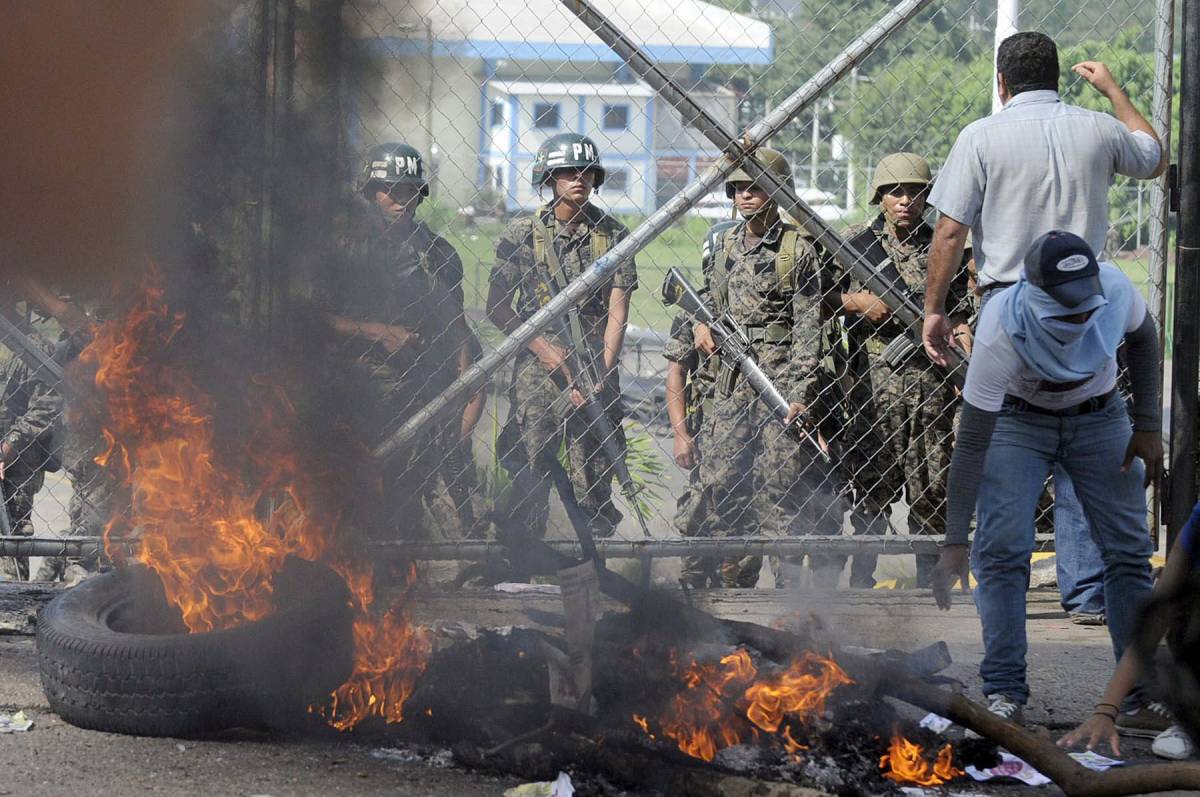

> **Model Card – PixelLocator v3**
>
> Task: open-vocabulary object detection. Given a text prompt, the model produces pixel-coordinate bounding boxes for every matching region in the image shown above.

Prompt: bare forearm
[926,218,969,314]
[603,288,630,373]
[666,366,688,433]
[1109,90,1167,177]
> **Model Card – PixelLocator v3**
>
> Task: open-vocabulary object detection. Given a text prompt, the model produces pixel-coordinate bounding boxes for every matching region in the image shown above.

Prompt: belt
[743,323,790,344]
[1001,389,1117,417]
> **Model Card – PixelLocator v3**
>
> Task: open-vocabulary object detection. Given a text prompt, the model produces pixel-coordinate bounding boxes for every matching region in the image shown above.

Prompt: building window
[602,104,629,131]
[605,168,628,193]
[490,100,505,128]
[533,102,560,130]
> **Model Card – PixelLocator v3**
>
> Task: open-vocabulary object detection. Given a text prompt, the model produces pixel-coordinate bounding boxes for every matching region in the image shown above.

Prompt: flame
[879,729,964,786]
[650,647,852,762]
[82,274,429,729]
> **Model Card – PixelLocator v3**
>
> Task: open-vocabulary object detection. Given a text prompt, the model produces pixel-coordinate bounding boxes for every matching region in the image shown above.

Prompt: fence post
[1170,0,1200,549]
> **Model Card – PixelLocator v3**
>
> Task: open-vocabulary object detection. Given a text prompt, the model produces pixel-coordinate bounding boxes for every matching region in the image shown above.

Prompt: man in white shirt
[931,231,1161,727]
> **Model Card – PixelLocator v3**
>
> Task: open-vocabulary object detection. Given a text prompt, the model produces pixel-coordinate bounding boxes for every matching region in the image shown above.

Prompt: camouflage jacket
[840,215,973,350]
[0,345,63,476]
[704,219,830,404]
[489,203,638,355]
[335,208,468,399]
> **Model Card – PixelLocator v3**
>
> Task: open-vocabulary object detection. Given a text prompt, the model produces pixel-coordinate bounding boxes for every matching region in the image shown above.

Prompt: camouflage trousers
[35,465,114,583]
[506,357,623,541]
[675,453,720,588]
[424,434,483,540]
[698,390,842,588]
[842,359,957,587]
[0,469,42,581]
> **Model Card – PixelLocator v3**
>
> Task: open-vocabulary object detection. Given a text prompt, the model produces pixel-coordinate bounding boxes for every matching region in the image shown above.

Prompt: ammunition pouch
[879,334,920,369]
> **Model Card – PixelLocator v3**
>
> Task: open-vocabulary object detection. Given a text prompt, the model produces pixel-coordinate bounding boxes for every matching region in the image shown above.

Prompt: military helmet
[359,142,429,197]
[724,148,793,199]
[531,133,606,189]
[869,152,931,204]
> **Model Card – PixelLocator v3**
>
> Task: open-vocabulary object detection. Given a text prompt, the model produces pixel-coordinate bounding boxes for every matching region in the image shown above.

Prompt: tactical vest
[708,223,802,395]
[528,208,612,359]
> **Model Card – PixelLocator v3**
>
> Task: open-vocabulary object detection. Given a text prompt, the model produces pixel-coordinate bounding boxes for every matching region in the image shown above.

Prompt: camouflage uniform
[338,208,469,539]
[663,314,720,587]
[489,203,638,540]
[700,220,842,588]
[0,347,63,581]
[837,217,972,587]
[37,332,122,583]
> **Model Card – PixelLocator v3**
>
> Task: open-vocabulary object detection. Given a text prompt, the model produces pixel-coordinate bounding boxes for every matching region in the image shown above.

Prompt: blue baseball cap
[1023,230,1103,308]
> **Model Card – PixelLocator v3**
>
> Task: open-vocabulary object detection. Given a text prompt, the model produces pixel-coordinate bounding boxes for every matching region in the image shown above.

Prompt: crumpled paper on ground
[0,711,32,733]
[503,771,573,797]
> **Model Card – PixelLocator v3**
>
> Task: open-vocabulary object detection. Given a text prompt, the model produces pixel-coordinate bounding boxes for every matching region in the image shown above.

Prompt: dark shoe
[1117,701,1174,738]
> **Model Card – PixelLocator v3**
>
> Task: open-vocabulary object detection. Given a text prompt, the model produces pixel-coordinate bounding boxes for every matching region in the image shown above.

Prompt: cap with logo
[1023,230,1103,307]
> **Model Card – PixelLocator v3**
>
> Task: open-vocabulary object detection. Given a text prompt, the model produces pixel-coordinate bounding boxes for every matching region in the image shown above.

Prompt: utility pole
[992,0,1019,114]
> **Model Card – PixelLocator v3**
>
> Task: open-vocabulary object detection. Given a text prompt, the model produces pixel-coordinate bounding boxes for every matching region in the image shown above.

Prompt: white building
[347,0,772,214]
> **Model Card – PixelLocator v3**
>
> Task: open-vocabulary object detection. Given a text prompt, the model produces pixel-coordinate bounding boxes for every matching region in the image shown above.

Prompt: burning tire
[36,557,354,737]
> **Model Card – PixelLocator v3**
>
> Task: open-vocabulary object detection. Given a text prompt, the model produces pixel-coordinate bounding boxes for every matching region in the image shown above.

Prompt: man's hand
[0,440,10,481]
[1058,713,1121,756]
[850,292,891,324]
[1072,61,1121,99]
[922,312,956,367]
[368,322,419,353]
[1123,429,1163,488]
[694,323,717,356]
[673,431,698,469]
[784,402,808,426]
[932,544,970,610]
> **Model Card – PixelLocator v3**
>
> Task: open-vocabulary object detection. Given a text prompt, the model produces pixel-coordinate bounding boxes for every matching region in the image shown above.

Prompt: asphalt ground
[0,584,1195,796]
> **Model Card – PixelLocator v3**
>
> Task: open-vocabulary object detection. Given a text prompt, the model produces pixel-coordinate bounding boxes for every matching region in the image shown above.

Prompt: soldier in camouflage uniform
[486,133,637,540]
[332,142,473,539]
[836,153,973,587]
[693,149,843,588]
[0,331,63,581]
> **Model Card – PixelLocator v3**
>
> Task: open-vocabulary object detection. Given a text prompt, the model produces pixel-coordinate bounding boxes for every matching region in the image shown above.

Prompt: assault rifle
[661,267,831,464]
[556,314,654,539]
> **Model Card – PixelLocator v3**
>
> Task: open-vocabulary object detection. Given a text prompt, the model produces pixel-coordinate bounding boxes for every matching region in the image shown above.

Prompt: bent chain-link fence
[0,0,1177,590]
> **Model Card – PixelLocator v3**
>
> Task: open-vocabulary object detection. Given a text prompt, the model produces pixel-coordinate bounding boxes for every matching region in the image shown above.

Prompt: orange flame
[651,647,852,762]
[879,729,964,786]
[83,275,429,728]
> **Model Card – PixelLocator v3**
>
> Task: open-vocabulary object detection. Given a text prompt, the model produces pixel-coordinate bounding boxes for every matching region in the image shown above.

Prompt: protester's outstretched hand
[1058,714,1121,757]
[922,312,955,367]
[1123,429,1163,488]
[931,544,970,610]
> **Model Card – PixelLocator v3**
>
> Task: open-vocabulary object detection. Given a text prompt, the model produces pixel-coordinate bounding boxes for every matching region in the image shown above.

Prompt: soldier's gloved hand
[673,431,698,469]
[932,544,971,610]
[694,323,717,355]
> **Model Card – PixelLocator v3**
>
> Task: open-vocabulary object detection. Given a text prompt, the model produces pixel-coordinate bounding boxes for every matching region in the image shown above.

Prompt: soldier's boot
[771,556,805,589]
[680,555,720,589]
[809,554,846,589]
[848,511,888,588]
[721,555,762,588]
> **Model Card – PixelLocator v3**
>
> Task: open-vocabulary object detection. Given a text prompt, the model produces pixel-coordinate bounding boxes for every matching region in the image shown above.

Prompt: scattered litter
[369,746,455,768]
[504,771,574,796]
[919,712,953,734]
[175,743,186,752]
[495,582,561,595]
[1068,750,1124,771]
[0,711,32,733]
[965,751,1051,786]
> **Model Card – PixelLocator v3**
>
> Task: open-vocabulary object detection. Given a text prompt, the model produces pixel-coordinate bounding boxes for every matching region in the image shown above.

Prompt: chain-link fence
[0,0,1178,591]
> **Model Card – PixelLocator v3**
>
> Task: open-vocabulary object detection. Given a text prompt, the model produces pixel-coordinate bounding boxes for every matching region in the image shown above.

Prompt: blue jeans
[1053,468,1107,616]
[972,396,1154,704]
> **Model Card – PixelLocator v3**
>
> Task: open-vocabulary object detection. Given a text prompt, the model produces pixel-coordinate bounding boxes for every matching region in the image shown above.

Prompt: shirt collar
[1002,89,1061,110]
[739,218,784,252]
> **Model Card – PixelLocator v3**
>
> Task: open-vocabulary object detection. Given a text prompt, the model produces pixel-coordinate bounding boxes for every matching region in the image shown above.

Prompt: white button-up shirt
[929,90,1161,289]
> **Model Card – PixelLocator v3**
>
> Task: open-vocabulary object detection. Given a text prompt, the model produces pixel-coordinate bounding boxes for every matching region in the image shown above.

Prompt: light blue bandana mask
[1000,264,1132,383]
